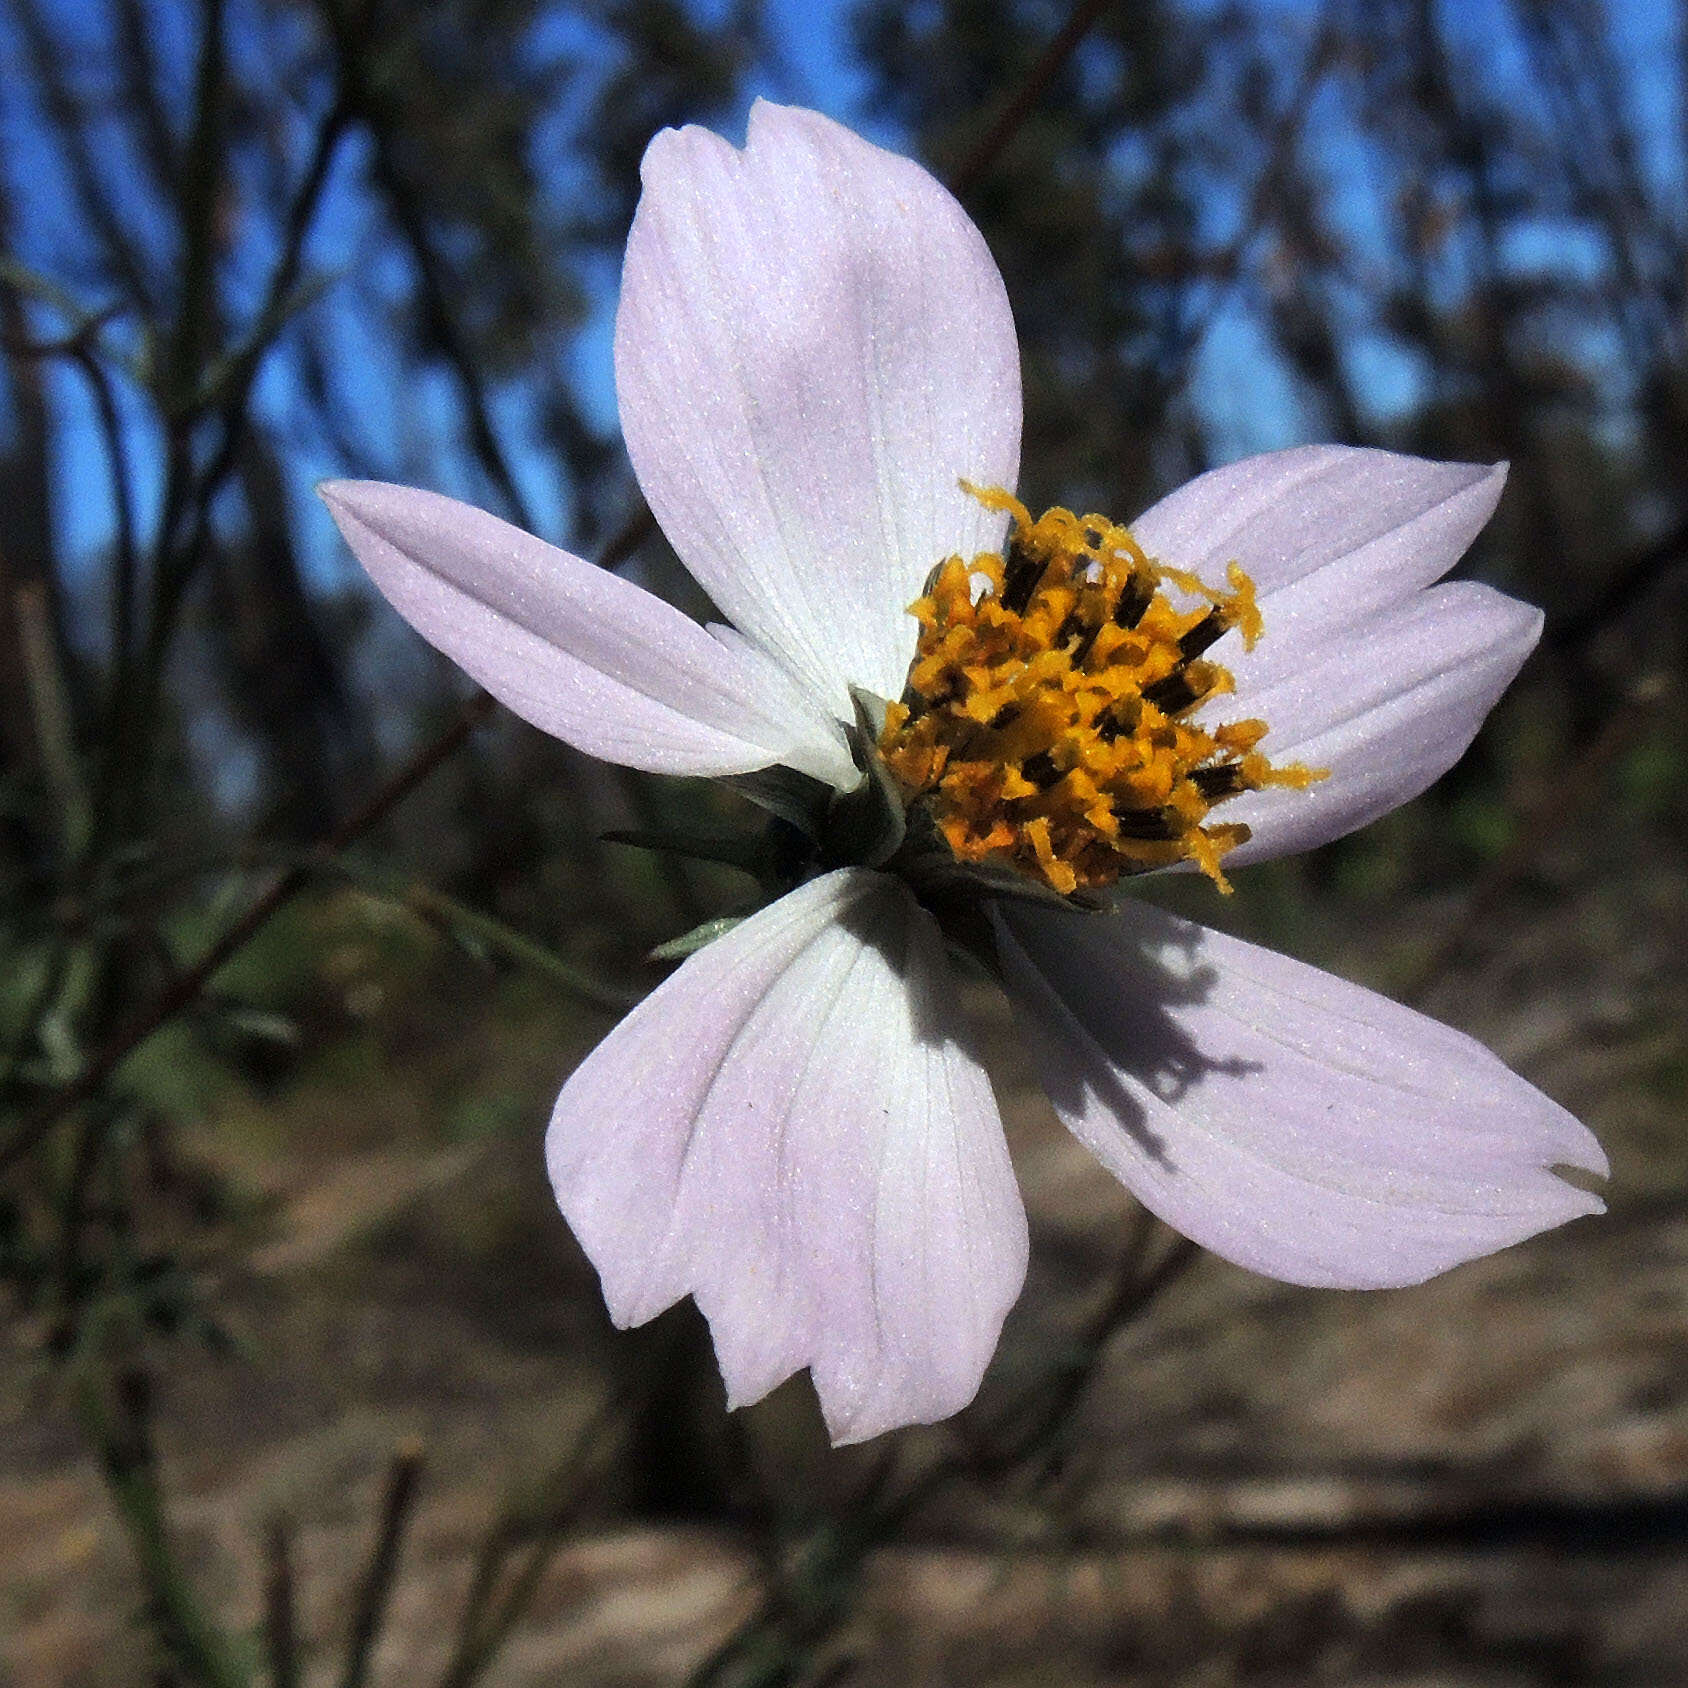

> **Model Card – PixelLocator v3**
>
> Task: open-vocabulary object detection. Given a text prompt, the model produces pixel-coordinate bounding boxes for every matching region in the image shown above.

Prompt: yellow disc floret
[878,486,1324,895]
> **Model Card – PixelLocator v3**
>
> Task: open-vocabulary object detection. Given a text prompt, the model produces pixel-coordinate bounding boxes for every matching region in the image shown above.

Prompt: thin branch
[3,309,157,851]
[331,20,534,531]
[3,0,1119,1170]
[1,685,495,1170]
[143,86,346,668]
[434,1373,651,1688]
[118,0,231,846]
[180,97,352,514]
[265,1516,302,1688]
[0,313,139,677]
[315,857,636,1014]
[1155,17,1339,400]
[113,0,182,201]
[947,0,1115,199]
[966,1224,1201,1480]
[9,0,161,313]
[135,97,353,815]
[338,1441,426,1688]
[683,1225,1202,1688]
[77,1363,248,1688]
[1546,514,1688,655]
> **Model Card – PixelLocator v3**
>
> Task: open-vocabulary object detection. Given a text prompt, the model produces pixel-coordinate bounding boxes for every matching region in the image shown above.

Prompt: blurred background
[1,0,1685,1682]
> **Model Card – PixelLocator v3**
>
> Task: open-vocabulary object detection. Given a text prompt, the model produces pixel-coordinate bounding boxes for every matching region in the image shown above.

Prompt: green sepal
[602,825,771,876]
[819,689,907,870]
[648,914,745,961]
[719,764,835,839]
[899,847,1109,914]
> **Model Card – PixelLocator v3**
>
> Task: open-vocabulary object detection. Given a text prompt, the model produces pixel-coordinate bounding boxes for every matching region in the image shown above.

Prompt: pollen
[878,486,1324,896]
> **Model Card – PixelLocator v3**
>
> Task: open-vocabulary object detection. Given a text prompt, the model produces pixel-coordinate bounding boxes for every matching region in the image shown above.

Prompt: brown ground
[3,796,1686,1687]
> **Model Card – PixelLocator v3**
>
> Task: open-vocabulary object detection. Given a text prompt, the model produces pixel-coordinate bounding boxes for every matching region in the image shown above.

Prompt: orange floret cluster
[878,487,1323,895]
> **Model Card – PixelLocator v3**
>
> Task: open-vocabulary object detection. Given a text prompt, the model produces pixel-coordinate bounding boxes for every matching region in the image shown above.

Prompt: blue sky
[6,0,1684,613]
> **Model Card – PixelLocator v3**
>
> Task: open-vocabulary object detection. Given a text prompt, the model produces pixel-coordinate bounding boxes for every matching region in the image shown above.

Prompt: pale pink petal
[996,899,1604,1290]
[321,480,854,786]
[548,868,1028,1443]
[1203,581,1540,865]
[615,99,1021,715]
[1123,446,1526,861]
[1129,446,1506,661]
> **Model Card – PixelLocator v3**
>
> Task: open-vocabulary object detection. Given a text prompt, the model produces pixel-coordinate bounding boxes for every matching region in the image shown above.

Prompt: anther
[1067,618,1104,669]
[999,536,1047,615]
[1178,608,1230,660]
[877,489,1322,898]
[1094,703,1137,742]
[1191,763,1246,799]
[1111,808,1179,840]
[1019,750,1062,790]
[1141,670,1208,715]
[1112,573,1153,629]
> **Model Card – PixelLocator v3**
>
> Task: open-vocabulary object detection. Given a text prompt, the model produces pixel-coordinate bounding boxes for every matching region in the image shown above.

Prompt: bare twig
[1,687,495,1171]
[435,1378,646,1688]
[948,0,1115,198]
[684,1224,1203,1688]
[265,1516,302,1688]
[13,580,89,854]
[177,97,352,538]
[0,306,138,848]
[1546,515,1688,655]
[133,87,349,825]
[1155,16,1339,398]
[76,1363,248,1688]
[979,1227,1200,1475]
[329,12,534,533]
[314,857,635,1014]
[2,0,1119,1169]
[338,1440,426,1688]
[9,0,160,314]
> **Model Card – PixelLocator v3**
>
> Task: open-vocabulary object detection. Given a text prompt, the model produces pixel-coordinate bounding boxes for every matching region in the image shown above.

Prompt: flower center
[878,486,1323,896]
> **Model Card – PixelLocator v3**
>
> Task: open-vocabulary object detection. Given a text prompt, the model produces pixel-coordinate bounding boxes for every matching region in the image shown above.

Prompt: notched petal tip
[616,91,1021,716]
[548,870,1027,1444]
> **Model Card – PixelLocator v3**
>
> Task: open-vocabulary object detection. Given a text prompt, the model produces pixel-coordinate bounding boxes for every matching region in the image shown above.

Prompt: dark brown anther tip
[1177,607,1230,660]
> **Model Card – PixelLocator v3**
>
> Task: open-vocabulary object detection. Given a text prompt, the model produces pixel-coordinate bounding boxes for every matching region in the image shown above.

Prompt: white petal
[615,100,1022,714]
[1129,446,1506,650]
[995,899,1605,1290]
[321,480,854,786]
[1124,446,1524,862]
[1205,581,1540,865]
[548,869,1028,1443]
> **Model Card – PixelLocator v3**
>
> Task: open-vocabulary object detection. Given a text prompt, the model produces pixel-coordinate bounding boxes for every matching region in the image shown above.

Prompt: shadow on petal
[992,895,1605,1290]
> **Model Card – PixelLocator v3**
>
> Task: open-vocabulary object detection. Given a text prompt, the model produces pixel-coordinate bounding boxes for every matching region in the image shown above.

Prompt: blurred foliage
[0,0,1684,1681]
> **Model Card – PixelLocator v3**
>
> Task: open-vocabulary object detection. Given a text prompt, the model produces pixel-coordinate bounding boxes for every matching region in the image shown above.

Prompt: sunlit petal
[549,869,1028,1443]
[1207,581,1541,865]
[616,100,1021,714]
[1130,445,1506,676]
[321,479,853,785]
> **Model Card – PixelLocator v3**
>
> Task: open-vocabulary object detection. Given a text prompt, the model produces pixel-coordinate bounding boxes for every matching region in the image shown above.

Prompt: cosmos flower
[321,102,1606,1445]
